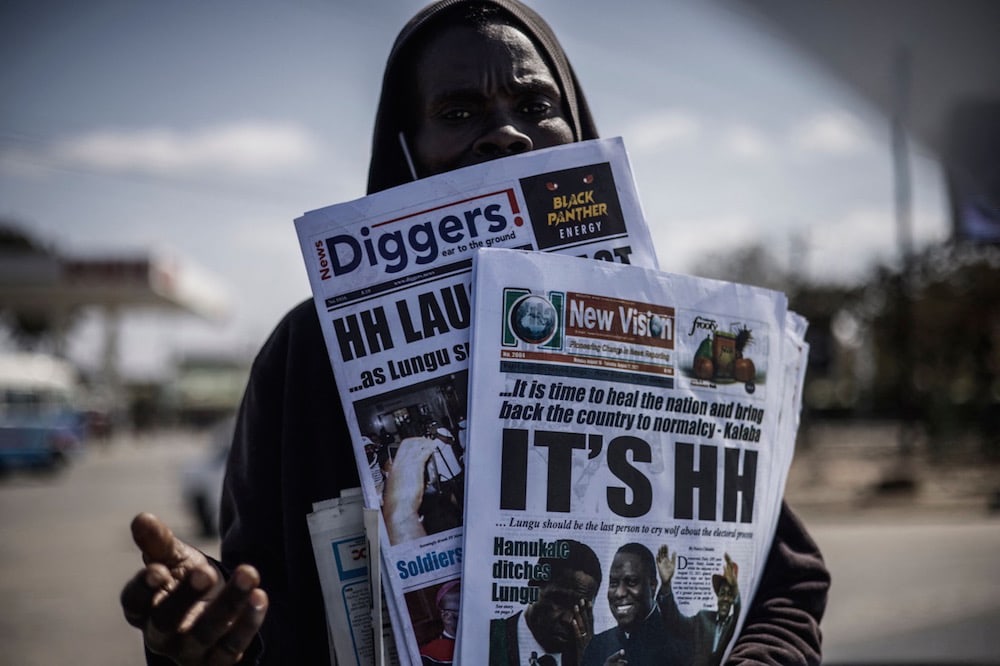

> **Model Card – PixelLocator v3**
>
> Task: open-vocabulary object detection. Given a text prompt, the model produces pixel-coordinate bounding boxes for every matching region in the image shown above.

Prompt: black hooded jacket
[153,2,830,664]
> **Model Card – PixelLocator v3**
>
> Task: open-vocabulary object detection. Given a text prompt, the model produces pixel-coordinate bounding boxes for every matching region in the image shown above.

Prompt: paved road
[807,514,1000,664]
[1,432,998,665]
[0,432,218,666]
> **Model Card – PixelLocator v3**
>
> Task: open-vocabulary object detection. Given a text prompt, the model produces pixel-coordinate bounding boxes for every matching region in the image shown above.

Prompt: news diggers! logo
[502,288,565,350]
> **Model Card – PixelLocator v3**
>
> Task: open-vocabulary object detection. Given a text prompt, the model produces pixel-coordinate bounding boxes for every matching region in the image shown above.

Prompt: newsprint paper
[457,248,808,666]
[306,491,401,666]
[295,138,659,664]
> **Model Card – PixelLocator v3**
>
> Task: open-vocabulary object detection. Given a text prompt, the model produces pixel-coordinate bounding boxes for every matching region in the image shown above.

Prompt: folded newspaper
[295,138,659,664]
[457,248,808,666]
[306,491,401,666]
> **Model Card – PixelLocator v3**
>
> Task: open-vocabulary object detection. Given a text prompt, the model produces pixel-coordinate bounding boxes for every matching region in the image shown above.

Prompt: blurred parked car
[0,352,85,472]
[180,415,233,537]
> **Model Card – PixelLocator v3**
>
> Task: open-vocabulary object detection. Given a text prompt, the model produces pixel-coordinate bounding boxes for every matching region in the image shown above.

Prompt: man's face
[607,551,655,632]
[438,589,460,636]
[528,569,598,653]
[716,582,735,618]
[410,22,574,177]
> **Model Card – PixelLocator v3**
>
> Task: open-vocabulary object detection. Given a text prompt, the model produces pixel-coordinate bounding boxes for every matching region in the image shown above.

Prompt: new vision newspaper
[458,248,808,666]
[295,138,659,664]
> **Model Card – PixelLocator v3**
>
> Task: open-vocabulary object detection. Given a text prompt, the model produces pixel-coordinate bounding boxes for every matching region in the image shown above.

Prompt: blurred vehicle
[172,355,250,427]
[180,415,233,537]
[0,352,85,471]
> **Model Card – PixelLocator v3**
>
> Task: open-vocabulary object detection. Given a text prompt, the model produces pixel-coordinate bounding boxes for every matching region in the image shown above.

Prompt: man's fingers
[411,437,438,463]
[120,564,172,628]
[146,565,219,639]
[190,566,261,647]
[723,553,738,580]
[131,564,265,666]
[572,604,585,634]
[397,436,437,465]
[605,649,627,665]
[204,588,269,666]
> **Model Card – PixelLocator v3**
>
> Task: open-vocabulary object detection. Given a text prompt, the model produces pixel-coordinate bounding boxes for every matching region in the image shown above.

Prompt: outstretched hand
[120,513,267,665]
[382,436,438,544]
[656,544,676,586]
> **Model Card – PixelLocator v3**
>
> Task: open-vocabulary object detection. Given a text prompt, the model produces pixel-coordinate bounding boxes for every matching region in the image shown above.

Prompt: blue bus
[0,353,85,470]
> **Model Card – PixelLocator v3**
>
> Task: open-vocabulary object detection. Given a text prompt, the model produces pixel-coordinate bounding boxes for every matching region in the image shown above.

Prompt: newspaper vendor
[119,1,830,664]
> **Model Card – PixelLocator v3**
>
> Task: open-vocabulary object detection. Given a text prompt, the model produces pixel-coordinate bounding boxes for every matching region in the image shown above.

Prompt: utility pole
[891,47,917,464]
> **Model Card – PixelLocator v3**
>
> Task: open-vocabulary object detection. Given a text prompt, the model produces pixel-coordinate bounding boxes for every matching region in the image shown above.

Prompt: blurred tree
[692,239,1000,458]
[692,243,791,292]
[866,243,1000,457]
[0,221,51,253]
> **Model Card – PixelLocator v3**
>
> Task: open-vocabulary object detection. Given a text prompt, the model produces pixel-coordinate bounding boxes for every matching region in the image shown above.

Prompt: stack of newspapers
[295,138,808,666]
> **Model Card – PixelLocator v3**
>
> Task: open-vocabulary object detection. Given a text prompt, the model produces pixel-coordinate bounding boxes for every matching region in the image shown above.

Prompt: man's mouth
[612,603,635,615]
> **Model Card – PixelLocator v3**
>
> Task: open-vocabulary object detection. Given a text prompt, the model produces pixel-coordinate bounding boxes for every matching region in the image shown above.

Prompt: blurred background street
[0,431,219,666]
[2,423,998,665]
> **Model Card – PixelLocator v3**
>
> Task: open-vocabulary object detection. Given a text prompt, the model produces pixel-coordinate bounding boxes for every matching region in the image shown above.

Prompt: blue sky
[0,0,948,377]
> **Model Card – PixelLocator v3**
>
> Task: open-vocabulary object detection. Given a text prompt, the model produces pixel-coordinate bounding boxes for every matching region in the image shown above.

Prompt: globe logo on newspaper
[509,294,558,345]
[649,314,665,338]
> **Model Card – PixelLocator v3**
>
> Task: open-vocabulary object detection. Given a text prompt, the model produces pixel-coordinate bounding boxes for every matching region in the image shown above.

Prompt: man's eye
[520,99,553,115]
[441,108,472,121]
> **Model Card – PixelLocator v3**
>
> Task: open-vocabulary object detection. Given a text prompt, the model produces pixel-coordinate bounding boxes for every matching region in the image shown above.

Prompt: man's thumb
[131,512,181,564]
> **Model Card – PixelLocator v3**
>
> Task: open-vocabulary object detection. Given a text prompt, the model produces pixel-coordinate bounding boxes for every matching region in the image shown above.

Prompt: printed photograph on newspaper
[458,248,804,666]
[294,137,659,663]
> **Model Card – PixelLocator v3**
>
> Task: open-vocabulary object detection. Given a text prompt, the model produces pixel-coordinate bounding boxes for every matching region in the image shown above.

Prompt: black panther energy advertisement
[520,162,628,251]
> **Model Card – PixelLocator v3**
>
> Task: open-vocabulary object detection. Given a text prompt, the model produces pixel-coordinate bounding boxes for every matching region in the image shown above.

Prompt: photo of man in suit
[581,543,689,666]
[656,546,742,666]
[489,539,602,666]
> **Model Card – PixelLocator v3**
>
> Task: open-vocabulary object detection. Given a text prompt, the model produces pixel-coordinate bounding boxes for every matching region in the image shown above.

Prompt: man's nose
[473,120,533,158]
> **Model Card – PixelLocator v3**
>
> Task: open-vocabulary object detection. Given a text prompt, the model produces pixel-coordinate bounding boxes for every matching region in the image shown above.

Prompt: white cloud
[648,200,949,285]
[804,206,899,281]
[811,206,894,251]
[48,121,318,175]
[719,124,770,160]
[789,111,871,156]
[622,110,701,155]
[649,213,763,272]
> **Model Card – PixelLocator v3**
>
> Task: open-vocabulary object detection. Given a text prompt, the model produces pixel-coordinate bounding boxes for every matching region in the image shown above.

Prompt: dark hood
[366,0,598,194]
